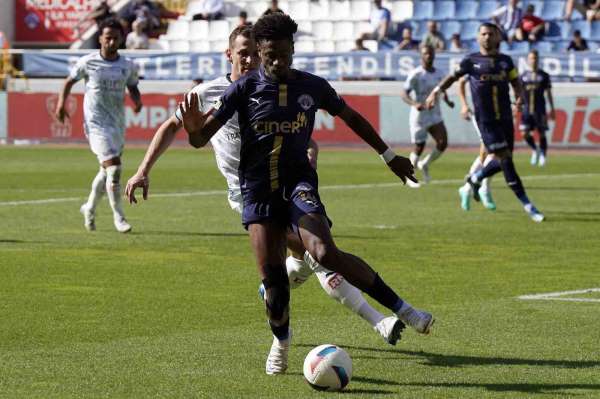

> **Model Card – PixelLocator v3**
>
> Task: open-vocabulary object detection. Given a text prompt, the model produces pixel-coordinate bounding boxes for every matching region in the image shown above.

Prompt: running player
[55,18,142,233]
[176,13,434,375]
[125,26,407,360]
[520,50,555,167]
[425,22,544,222]
[400,44,453,187]
[457,76,496,211]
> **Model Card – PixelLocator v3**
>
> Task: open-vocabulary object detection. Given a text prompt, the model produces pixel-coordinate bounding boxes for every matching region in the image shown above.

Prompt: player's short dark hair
[479,22,500,34]
[98,18,124,38]
[529,49,539,57]
[253,12,298,43]
[228,25,253,49]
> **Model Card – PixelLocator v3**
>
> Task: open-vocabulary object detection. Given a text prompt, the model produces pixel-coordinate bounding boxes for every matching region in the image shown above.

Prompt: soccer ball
[303,344,352,391]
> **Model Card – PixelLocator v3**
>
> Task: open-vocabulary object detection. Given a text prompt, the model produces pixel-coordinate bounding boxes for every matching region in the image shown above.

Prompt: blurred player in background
[55,18,142,233]
[173,13,434,375]
[457,76,496,211]
[401,45,453,187]
[426,23,544,222]
[125,25,407,362]
[520,50,555,167]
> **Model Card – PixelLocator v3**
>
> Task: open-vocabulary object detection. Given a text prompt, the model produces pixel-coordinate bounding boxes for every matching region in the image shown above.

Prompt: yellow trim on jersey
[508,68,518,81]
[269,135,283,191]
[492,85,500,120]
[278,84,288,107]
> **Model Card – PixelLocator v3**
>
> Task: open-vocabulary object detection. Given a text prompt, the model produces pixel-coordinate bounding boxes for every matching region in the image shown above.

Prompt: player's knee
[262,264,290,322]
[308,242,340,270]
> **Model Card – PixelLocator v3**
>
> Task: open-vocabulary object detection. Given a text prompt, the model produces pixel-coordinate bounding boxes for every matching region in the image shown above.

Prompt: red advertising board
[15,0,96,42]
[7,92,379,143]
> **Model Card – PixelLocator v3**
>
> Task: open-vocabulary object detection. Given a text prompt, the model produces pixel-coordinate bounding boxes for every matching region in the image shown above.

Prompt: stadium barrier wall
[0,92,6,141]
[4,80,600,147]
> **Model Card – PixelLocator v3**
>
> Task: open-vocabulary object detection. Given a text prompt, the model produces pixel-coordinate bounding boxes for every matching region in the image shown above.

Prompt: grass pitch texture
[1,147,599,398]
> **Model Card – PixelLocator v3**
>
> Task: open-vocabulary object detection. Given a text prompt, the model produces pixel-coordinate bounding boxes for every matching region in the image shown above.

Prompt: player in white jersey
[55,19,142,233]
[400,45,453,187]
[125,26,405,350]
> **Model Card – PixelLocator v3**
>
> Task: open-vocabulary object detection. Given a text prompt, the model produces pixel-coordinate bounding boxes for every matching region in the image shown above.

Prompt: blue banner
[22,50,600,82]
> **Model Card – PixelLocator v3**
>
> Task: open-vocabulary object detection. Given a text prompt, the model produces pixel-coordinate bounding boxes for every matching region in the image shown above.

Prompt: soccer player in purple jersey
[425,22,545,223]
[178,13,435,375]
[520,50,555,167]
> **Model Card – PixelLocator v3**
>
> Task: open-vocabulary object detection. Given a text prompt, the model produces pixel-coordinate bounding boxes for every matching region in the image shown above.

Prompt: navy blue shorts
[477,119,515,153]
[520,113,548,133]
[242,180,330,233]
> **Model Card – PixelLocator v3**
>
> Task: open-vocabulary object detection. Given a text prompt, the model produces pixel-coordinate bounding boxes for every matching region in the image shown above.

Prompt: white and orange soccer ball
[303,344,352,391]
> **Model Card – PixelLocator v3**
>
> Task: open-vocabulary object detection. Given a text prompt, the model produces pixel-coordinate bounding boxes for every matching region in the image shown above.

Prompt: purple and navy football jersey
[454,52,519,123]
[213,66,346,202]
[520,69,551,117]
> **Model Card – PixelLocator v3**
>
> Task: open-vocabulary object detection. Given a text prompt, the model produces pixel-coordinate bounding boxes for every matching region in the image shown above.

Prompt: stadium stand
[156,0,599,53]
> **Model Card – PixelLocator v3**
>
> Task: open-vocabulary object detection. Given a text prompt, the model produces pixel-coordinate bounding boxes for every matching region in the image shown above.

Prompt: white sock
[87,166,106,212]
[105,165,125,220]
[395,300,414,316]
[421,148,443,167]
[304,251,385,327]
[480,155,494,194]
[285,256,312,288]
[468,156,483,175]
[409,152,419,167]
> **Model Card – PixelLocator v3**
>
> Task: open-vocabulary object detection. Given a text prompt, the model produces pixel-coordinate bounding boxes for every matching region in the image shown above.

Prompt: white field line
[1,172,599,207]
[518,288,600,303]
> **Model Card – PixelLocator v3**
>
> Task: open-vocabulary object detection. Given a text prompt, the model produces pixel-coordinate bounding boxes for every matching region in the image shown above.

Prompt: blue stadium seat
[455,1,478,20]
[433,1,455,20]
[460,20,482,40]
[541,1,565,20]
[510,41,531,52]
[532,41,553,53]
[441,21,462,38]
[557,21,572,39]
[591,22,600,40]
[412,1,434,20]
[477,1,499,20]
[464,39,479,51]
[570,20,591,39]
[414,20,429,40]
[554,40,570,52]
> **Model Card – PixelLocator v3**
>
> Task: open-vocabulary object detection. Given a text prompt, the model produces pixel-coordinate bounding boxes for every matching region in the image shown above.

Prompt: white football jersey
[404,65,445,128]
[69,52,138,137]
[175,75,242,211]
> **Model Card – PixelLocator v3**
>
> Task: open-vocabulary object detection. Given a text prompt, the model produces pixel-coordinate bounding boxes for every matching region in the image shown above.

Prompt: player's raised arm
[125,115,182,204]
[337,104,417,184]
[180,92,224,148]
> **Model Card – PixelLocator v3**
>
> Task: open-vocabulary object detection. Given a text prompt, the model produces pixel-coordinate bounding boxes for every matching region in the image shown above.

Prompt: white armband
[379,148,396,164]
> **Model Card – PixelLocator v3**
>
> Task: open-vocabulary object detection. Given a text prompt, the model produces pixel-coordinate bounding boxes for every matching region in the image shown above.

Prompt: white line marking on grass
[518,288,600,303]
[1,172,599,207]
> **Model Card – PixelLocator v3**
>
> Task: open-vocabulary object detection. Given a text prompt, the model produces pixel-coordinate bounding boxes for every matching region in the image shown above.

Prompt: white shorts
[87,132,124,163]
[410,119,443,144]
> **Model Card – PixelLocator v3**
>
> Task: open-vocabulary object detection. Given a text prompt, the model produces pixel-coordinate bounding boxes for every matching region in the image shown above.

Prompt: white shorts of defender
[87,132,124,163]
[410,118,443,144]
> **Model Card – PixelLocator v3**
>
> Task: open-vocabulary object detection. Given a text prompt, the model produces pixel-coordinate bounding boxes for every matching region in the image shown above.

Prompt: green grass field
[1,146,599,398]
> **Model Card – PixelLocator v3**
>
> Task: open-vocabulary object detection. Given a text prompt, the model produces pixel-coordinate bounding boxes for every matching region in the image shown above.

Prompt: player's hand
[55,106,69,124]
[125,171,149,204]
[446,100,455,109]
[415,102,425,111]
[548,109,556,121]
[133,101,143,114]
[386,155,418,185]
[307,147,318,170]
[460,106,472,121]
[424,93,437,110]
[179,92,208,135]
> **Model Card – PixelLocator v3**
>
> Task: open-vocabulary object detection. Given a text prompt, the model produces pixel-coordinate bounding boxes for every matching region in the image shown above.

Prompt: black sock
[524,134,537,151]
[540,134,548,155]
[501,157,530,205]
[474,158,502,181]
[364,274,402,313]
[269,320,290,341]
